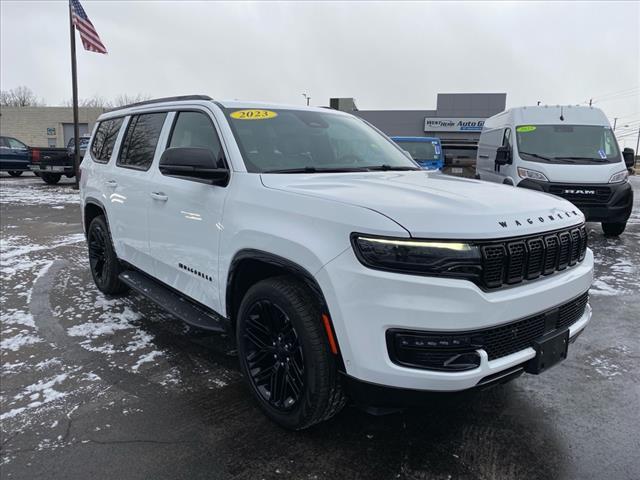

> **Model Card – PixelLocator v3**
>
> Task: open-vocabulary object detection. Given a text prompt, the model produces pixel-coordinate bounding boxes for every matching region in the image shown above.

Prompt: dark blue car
[391,136,444,170]
[0,136,31,176]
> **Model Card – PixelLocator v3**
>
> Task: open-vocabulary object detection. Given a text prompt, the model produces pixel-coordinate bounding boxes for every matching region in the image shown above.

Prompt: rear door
[147,108,229,312]
[107,112,168,274]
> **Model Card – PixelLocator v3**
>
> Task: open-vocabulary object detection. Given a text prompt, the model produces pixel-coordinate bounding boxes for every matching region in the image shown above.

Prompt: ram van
[476,106,633,236]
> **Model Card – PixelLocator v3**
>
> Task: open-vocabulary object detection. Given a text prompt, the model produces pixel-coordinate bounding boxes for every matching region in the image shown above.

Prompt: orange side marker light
[321,313,339,355]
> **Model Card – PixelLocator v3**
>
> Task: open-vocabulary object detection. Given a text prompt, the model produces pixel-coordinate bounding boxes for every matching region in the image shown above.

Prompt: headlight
[609,170,628,184]
[517,167,549,181]
[351,234,482,280]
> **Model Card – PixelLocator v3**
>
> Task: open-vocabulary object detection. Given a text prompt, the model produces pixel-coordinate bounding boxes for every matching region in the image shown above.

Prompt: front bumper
[316,247,593,392]
[518,179,633,224]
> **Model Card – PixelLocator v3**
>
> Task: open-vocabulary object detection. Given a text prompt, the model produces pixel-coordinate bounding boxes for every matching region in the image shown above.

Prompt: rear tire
[602,222,626,237]
[41,173,61,184]
[8,171,23,177]
[236,276,345,430]
[87,215,129,295]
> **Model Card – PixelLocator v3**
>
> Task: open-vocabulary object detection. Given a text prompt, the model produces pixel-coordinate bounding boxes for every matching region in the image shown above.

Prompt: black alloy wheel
[87,216,128,295]
[242,300,305,411]
[88,221,109,287]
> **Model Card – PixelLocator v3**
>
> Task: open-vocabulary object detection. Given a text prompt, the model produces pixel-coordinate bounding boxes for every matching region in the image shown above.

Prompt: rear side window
[168,111,224,166]
[117,112,167,170]
[91,118,124,163]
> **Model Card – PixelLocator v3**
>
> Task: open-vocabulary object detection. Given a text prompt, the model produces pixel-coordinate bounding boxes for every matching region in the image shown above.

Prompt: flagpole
[69,1,80,190]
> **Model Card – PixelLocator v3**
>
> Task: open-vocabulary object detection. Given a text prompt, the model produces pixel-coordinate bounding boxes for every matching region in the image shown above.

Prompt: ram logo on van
[498,210,581,228]
[564,189,596,195]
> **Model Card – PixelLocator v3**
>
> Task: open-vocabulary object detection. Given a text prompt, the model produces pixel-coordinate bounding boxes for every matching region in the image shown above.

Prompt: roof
[485,105,610,128]
[99,96,350,121]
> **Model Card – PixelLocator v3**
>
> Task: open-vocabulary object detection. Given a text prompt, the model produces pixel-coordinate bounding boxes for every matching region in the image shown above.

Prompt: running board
[119,270,229,332]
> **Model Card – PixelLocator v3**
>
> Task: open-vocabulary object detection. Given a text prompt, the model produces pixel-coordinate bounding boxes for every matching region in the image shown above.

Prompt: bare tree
[63,95,112,108]
[112,93,151,107]
[0,86,44,107]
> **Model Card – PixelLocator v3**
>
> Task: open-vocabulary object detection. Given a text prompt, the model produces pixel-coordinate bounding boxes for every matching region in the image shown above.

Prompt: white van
[476,106,634,236]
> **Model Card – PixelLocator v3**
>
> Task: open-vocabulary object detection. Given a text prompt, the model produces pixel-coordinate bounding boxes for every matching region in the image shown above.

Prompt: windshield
[516,124,620,164]
[394,140,440,161]
[225,108,419,173]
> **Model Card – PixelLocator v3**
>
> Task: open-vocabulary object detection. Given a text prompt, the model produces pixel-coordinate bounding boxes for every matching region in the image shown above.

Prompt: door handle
[105,180,118,188]
[150,191,168,201]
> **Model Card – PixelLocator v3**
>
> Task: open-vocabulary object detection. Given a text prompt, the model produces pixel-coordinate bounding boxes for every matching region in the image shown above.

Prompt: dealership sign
[424,118,485,132]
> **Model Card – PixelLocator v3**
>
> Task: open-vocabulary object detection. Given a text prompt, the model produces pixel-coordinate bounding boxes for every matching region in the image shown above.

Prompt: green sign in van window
[516,125,536,133]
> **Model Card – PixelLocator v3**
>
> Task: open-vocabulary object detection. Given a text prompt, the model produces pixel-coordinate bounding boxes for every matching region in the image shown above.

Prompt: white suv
[80,95,594,429]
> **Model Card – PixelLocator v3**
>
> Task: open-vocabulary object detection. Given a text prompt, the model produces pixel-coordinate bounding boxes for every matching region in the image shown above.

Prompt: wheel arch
[227,249,344,369]
[226,249,327,323]
[83,197,109,237]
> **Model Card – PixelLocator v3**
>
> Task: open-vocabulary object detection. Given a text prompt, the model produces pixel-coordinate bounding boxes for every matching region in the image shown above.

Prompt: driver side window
[6,137,27,150]
[168,111,224,167]
[502,128,512,148]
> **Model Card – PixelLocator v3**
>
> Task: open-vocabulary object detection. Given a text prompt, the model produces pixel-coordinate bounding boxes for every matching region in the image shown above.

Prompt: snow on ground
[0,177,80,205]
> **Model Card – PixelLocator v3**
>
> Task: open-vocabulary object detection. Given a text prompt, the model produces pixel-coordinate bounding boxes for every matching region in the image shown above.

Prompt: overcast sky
[1,1,639,146]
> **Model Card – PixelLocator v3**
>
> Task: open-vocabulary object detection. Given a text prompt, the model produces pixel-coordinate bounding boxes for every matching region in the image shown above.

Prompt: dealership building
[0,106,104,148]
[330,93,507,166]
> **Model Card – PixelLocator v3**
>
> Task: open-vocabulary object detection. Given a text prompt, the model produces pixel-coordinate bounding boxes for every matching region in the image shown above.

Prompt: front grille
[480,224,587,289]
[387,291,589,367]
[557,292,589,329]
[549,185,611,204]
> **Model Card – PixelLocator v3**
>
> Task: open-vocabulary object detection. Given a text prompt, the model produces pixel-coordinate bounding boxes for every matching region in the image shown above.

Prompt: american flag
[70,0,107,54]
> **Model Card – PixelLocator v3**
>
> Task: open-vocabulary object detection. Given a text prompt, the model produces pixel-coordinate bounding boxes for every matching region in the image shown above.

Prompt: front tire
[236,276,345,430]
[8,171,23,177]
[602,222,626,237]
[41,173,61,184]
[87,216,129,295]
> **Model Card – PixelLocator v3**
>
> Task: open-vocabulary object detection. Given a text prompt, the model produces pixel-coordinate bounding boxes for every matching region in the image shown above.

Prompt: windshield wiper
[263,166,370,173]
[518,151,555,162]
[365,165,421,171]
[554,156,608,162]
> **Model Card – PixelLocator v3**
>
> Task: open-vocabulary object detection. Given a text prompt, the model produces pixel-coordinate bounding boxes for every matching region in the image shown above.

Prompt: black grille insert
[549,185,611,204]
[480,225,587,289]
[387,291,589,368]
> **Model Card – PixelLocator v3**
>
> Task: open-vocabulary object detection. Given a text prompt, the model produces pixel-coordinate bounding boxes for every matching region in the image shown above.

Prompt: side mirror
[159,147,229,186]
[495,145,511,165]
[622,148,635,169]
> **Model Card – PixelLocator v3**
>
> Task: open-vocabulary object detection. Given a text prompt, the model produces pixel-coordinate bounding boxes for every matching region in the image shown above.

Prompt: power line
[590,86,639,102]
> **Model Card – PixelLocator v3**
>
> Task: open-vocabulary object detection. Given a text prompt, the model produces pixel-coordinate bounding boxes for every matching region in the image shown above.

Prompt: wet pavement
[1,173,639,480]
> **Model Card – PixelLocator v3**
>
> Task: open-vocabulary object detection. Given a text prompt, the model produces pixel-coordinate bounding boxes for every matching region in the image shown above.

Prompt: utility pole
[589,98,593,107]
[635,127,640,167]
[69,2,80,190]
[302,93,310,106]
[613,118,617,131]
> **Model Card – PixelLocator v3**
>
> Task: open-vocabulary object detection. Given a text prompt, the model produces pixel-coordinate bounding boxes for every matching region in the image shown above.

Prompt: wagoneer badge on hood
[498,209,581,229]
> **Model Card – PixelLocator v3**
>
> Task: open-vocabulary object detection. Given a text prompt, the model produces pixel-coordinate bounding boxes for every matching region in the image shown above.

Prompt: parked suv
[80,96,594,429]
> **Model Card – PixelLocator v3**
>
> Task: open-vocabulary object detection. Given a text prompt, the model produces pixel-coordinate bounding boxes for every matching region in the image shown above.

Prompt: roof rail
[107,95,213,112]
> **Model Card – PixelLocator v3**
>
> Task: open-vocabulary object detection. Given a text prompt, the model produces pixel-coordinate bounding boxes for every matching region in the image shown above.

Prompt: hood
[260,171,585,239]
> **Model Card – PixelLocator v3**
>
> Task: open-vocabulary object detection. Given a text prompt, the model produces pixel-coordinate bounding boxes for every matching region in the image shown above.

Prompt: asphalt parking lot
[1,173,639,480]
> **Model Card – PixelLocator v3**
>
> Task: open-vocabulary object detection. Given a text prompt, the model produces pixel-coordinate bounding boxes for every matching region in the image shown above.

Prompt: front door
[107,112,168,273]
[147,109,229,312]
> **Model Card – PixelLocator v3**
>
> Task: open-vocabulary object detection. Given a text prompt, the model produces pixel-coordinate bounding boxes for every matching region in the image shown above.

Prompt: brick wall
[0,106,104,148]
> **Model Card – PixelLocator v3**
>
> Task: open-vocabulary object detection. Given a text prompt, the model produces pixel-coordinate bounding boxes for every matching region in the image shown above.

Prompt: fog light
[388,330,483,371]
